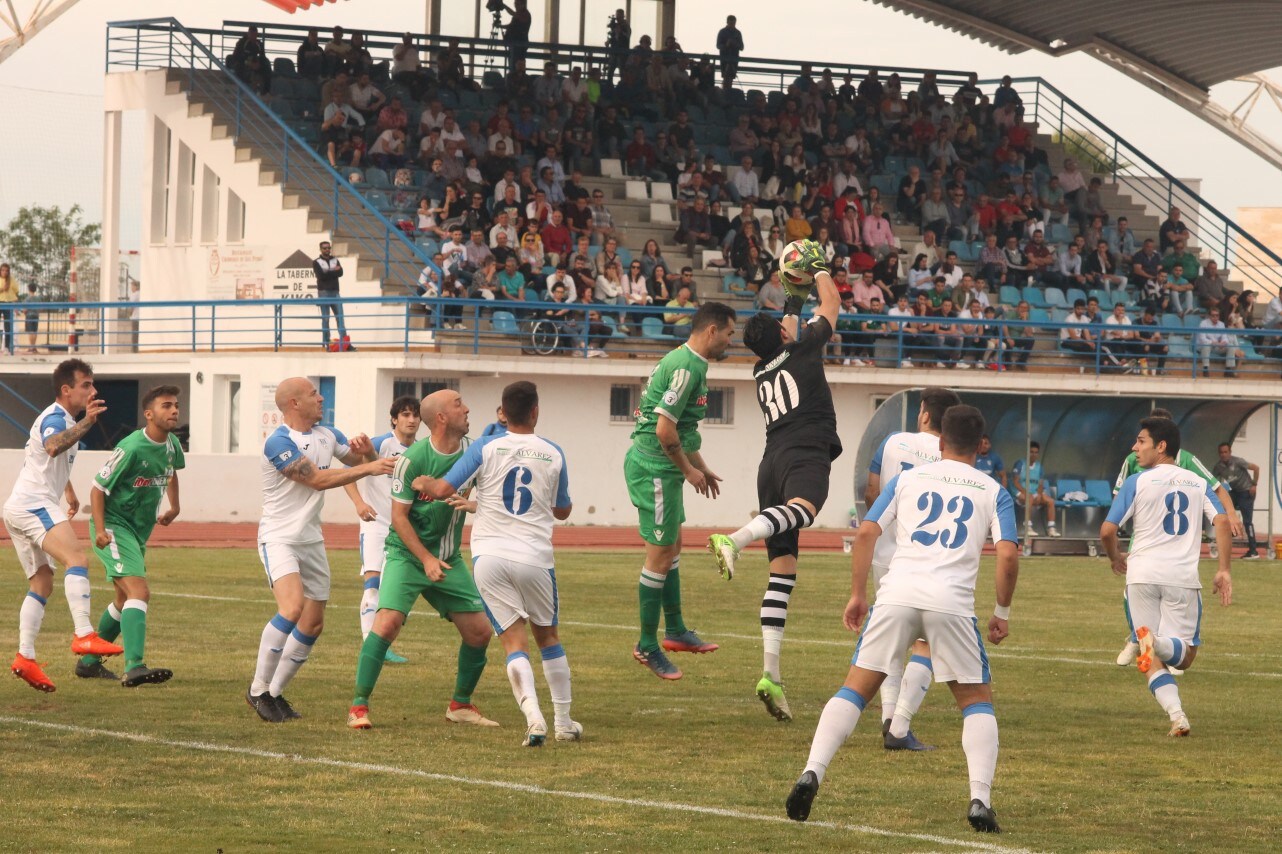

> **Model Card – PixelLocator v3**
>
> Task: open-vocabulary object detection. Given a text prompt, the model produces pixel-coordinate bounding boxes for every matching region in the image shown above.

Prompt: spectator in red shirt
[377,97,408,133]
[624,127,664,181]
[541,208,572,265]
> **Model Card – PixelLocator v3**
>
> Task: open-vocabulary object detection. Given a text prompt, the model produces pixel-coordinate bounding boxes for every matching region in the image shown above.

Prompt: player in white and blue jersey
[4,359,123,692]
[788,405,1019,835]
[414,381,578,747]
[861,386,961,750]
[1101,416,1232,738]
[343,395,420,662]
[245,376,395,724]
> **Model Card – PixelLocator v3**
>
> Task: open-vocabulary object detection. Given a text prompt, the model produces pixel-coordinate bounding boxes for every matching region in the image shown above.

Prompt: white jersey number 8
[757,370,800,425]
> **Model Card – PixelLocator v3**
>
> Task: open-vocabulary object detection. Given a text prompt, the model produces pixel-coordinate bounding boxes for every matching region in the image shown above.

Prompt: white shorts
[1125,583,1202,646]
[472,554,558,634]
[258,541,331,601]
[358,524,388,576]
[3,503,66,578]
[852,603,990,684]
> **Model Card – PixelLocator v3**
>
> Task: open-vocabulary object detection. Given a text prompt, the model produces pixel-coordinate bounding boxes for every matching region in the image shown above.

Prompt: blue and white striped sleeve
[1105,474,1139,526]
[865,473,901,530]
[1202,481,1226,524]
[264,431,301,472]
[992,487,1019,544]
[39,412,67,440]
[869,434,892,475]
[329,426,351,457]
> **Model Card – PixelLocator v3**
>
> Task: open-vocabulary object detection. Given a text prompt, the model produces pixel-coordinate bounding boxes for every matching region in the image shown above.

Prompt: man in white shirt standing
[787,405,1018,834]
[6,359,123,692]
[1101,416,1231,737]
[246,377,395,723]
[415,381,580,746]
[1195,306,1241,378]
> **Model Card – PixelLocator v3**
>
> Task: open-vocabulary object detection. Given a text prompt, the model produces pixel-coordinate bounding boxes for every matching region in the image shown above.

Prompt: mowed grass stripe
[0,715,1041,854]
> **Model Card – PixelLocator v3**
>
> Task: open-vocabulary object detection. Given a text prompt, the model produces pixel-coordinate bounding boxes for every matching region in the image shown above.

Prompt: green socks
[80,603,123,667]
[353,631,392,706]
[120,600,147,670]
[662,564,688,635]
[453,642,489,705]
[638,567,666,651]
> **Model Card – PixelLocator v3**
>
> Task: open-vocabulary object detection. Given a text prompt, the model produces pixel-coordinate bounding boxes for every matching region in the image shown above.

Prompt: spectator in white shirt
[1196,307,1241,377]
[489,211,518,249]
[1102,302,1139,362]
[727,156,760,204]
[833,160,864,198]
[418,99,446,135]
[1262,292,1282,329]
[1051,242,1086,289]
[348,72,386,121]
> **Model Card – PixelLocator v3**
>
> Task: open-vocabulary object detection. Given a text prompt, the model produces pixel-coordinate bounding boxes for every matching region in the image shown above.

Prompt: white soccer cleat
[554,720,584,742]
[1168,713,1191,737]
[522,720,547,747]
[1116,641,1139,666]
[1168,666,1184,676]
[445,702,501,727]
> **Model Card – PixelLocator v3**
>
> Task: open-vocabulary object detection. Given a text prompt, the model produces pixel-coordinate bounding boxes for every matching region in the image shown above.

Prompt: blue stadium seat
[1184,314,1206,329]
[883,156,905,175]
[949,240,975,262]
[602,315,627,338]
[998,285,1022,306]
[415,238,440,255]
[1238,338,1266,361]
[1054,478,1089,505]
[1065,287,1088,306]
[364,190,393,212]
[364,168,391,189]
[1167,334,1193,359]
[273,57,297,77]
[1048,223,1072,244]
[641,316,677,340]
[1044,287,1068,309]
[1084,479,1114,507]
[1028,308,1051,324]
[490,311,519,336]
[1021,286,1050,308]
[1160,313,1182,330]
[870,174,898,197]
[721,274,747,293]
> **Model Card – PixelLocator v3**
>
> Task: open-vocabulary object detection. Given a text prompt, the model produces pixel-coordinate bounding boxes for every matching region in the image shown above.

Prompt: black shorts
[756,444,834,560]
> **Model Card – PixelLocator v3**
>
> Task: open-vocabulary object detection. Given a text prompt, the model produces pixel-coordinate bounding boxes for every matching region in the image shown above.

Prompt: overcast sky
[1,0,1280,249]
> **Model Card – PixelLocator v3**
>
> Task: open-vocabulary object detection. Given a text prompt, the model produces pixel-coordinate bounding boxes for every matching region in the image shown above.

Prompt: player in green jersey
[348,389,496,730]
[625,301,737,680]
[84,385,184,687]
[1111,407,1242,667]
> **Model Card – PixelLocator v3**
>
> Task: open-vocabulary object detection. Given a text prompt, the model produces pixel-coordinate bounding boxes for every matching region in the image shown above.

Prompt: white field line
[146,590,1282,679]
[0,715,1041,854]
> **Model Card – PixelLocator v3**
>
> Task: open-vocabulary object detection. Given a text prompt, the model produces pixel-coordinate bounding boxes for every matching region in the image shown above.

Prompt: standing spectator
[1056,158,1087,225]
[1133,305,1169,375]
[604,8,631,82]
[230,26,270,95]
[715,15,744,88]
[21,282,40,353]
[312,241,348,351]
[499,0,532,72]
[1213,443,1262,559]
[127,280,141,352]
[322,90,364,168]
[0,262,16,353]
[1001,300,1037,369]
[1196,306,1241,377]
[391,33,428,98]
[296,28,326,80]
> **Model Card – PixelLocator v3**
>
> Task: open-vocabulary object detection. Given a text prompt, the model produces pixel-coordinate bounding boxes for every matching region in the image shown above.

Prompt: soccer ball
[777,240,814,289]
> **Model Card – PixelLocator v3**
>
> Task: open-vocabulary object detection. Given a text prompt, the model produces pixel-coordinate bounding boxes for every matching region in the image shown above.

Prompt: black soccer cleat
[247,686,285,723]
[786,771,820,822]
[273,694,302,720]
[884,729,936,751]
[967,798,1001,833]
[74,660,119,680]
[121,665,173,688]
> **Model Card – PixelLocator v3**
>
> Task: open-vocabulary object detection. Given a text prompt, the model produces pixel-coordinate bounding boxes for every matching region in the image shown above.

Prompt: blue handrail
[104,18,441,291]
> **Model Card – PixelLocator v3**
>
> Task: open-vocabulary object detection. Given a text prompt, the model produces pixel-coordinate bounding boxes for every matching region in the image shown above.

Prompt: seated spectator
[728,156,760,204]
[931,252,963,289]
[952,273,988,313]
[1196,306,1241,377]
[676,198,717,258]
[541,209,573,266]
[590,190,616,245]
[1011,442,1059,537]
[1103,302,1140,365]
[896,165,926,223]
[594,235,622,276]
[1060,298,1096,355]
[1057,158,1087,225]
[545,264,576,302]
[976,233,1008,289]
[1128,237,1162,288]
[1023,230,1056,284]
[1133,305,1168,374]
[925,296,964,367]
[905,253,934,296]
[1001,300,1038,369]
[637,239,667,282]
[496,256,527,301]
[1084,240,1125,298]
[664,284,698,337]
[740,244,771,290]
[524,188,552,227]
[958,300,991,368]
[624,127,665,182]
[1049,242,1086,289]
[333,131,365,168]
[1162,239,1200,282]
[348,72,386,123]
[322,91,365,167]
[595,259,625,307]
[756,272,785,311]
[921,186,949,239]
[415,198,448,239]
[1194,260,1231,309]
[517,232,544,283]
[1159,206,1190,253]
[1165,263,1195,316]
[468,257,502,300]
[369,129,407,169]
[1139,269,1171,315]
[563,195,593,244]
[862,203,897,260]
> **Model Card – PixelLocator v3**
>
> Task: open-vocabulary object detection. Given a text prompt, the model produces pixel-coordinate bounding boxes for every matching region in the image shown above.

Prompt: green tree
[0,205,101,300]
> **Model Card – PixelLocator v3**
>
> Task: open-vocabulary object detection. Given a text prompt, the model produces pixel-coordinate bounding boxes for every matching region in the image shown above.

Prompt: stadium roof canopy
[869,0,1282,94]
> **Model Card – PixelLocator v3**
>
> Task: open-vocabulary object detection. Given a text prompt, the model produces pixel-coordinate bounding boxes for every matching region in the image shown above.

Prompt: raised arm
[44,398,106,458]
[282,454,395,491]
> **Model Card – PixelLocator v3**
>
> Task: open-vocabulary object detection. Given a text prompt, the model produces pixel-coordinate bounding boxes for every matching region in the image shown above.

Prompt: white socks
[1152,635,1185,668]
[359,582,380,640]
[540,644,573,729]
[879,657,905,724]
[803,687,865,783]
[251,613,295,695]
[730,503,816,552]
[889,654,933,738]
[269,626,318,697]
[18,591,46,658]
[761,573,795,682]
[961,703,999,807]
[1147,668,1183,719]
[506,651,545,727]
[64,567,93,636]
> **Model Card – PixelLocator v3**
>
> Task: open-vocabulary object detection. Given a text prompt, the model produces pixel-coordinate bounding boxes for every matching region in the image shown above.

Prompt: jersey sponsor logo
[131,475,170,489]
[694,394,707,406]
[921,472,988,490]
[756,349,792,375]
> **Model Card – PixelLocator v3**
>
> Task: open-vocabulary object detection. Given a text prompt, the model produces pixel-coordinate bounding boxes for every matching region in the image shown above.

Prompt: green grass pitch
[1,546,1278,853]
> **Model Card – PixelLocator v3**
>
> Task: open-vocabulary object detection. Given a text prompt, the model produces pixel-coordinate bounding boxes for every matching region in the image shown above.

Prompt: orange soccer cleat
[347,705,372,730]
[1135,626,1154,674]
[70,632,123,658]
[11,653,56,693]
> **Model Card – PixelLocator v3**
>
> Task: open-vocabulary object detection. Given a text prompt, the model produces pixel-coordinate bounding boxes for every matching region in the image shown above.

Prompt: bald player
[246,377,395,724]
[348,389,498,730]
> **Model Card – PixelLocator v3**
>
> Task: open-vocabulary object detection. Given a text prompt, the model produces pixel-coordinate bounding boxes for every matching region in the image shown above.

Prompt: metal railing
[2,299,1278,379]
[998,76,1282,299]
[104,18,441,293]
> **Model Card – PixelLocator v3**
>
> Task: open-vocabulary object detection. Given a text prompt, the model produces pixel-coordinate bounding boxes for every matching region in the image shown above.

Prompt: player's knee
[531,624,559,648]
[1179,646,1198,669]
[910,638,930,656]
[297,616,324,637]
[459,620,493,648]
[372,610,404,639]
[29,567,54,598]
